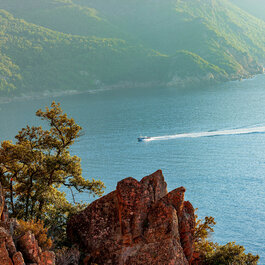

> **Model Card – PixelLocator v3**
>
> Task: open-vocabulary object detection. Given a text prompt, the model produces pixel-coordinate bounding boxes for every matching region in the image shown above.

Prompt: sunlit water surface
[1,75,265,261]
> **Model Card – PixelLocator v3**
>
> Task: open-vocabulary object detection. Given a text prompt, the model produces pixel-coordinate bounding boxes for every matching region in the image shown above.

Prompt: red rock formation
[40,251,56,265]
[0,226,17,258]
[0,183,55,265]
[0,185,4,221]
[17,231,55,265]
[12,252,25,265]
[17,231,42,264]
[67,170,196,265]
[0,242,13,265]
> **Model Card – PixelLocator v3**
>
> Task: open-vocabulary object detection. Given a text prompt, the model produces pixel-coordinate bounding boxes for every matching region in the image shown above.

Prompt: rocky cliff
[0,183,55,265]
[67,170,197,265]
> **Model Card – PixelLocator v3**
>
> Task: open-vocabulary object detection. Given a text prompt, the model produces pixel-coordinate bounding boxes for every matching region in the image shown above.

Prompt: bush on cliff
[205,242,260,265]
[0,102,105,246]
[195,214,259,264]
[15,219,53,250]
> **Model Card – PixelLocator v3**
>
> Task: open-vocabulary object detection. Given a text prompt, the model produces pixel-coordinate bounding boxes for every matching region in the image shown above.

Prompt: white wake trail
[143,126,265,142]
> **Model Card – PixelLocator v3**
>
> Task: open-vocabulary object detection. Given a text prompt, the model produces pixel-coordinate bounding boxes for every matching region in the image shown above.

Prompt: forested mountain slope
[1,9,227,95]
[74,0,264,75]
[0,10,165,94]
[0,0,264,97]
[230,0,265,21]
[0,0,128,39]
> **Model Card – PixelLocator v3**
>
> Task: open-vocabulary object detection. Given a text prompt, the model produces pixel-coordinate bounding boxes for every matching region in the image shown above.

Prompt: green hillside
[0,0,264,96]
[0,10,168,95]
[174,0,265,75]
[230,0,265,21]
[1,9,227,95]
[0,0,129,39]
[75,0,264,75]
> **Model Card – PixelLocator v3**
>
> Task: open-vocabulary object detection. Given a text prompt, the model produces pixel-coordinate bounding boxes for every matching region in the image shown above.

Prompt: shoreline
[0,87,112,104]
[0,81,166,105]
[0,73,264,105]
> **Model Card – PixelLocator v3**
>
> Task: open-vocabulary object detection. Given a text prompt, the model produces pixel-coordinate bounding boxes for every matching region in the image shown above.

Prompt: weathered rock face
[67,170,196,265]
[0,184,4,220]
[12,251,25,265]
[0,183,55,265]
[0,183,8,222]
[17,231,42,264]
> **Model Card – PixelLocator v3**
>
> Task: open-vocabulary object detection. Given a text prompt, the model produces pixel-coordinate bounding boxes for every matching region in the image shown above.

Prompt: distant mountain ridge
[0,0,264,97]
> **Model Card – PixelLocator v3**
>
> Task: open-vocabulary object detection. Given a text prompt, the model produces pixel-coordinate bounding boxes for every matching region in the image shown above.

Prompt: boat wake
[141,126,265,142]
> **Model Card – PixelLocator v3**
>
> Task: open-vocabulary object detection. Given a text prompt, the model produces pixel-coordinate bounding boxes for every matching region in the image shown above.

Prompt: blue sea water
[0,75,265,261]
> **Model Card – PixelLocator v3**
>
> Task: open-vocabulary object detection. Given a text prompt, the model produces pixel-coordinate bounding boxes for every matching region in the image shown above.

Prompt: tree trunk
[10,180,15,215]
[36,199,44,221]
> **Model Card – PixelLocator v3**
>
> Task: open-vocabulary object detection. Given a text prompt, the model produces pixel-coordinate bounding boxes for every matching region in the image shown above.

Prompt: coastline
[0,73,264,105]
[0,81,166,105]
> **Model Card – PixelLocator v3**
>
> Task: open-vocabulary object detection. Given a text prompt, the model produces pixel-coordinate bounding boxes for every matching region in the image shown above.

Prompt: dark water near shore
[1,75,265,261]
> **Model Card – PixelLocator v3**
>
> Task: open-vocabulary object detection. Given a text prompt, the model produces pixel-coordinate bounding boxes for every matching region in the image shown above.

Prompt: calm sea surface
[1,75,265,261]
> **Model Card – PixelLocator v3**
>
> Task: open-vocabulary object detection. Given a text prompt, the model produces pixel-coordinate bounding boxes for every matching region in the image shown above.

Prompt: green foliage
[194,212,218,258]
[43,191,88,247]
[194,213,260,264]
[0,102,105,245]
[194,215,216,243]
[172,51,227,78]
[205,242,260,265]
[0,54,21,94]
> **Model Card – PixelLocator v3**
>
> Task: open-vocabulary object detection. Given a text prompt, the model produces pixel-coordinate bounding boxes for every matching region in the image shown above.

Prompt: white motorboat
[138,136,151,142]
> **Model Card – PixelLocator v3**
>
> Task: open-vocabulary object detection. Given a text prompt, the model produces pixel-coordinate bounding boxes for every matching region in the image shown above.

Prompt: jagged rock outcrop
[0,183,55,265]
[67,170,196,265]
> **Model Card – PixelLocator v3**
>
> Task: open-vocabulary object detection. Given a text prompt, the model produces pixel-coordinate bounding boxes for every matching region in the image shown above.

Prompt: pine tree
[0,102,104,244]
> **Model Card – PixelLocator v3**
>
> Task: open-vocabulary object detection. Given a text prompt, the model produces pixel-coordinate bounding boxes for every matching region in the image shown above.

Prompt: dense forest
[0,0,264,97]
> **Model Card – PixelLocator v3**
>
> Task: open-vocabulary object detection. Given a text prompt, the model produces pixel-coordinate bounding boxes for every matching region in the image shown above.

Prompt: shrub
[194,213,259,265]
[15,219,53,250]
[205,242,259,265]
[55,247,80,265]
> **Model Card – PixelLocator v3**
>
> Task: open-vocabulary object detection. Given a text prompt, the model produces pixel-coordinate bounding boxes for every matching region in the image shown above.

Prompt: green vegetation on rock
[194,214,259,264]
